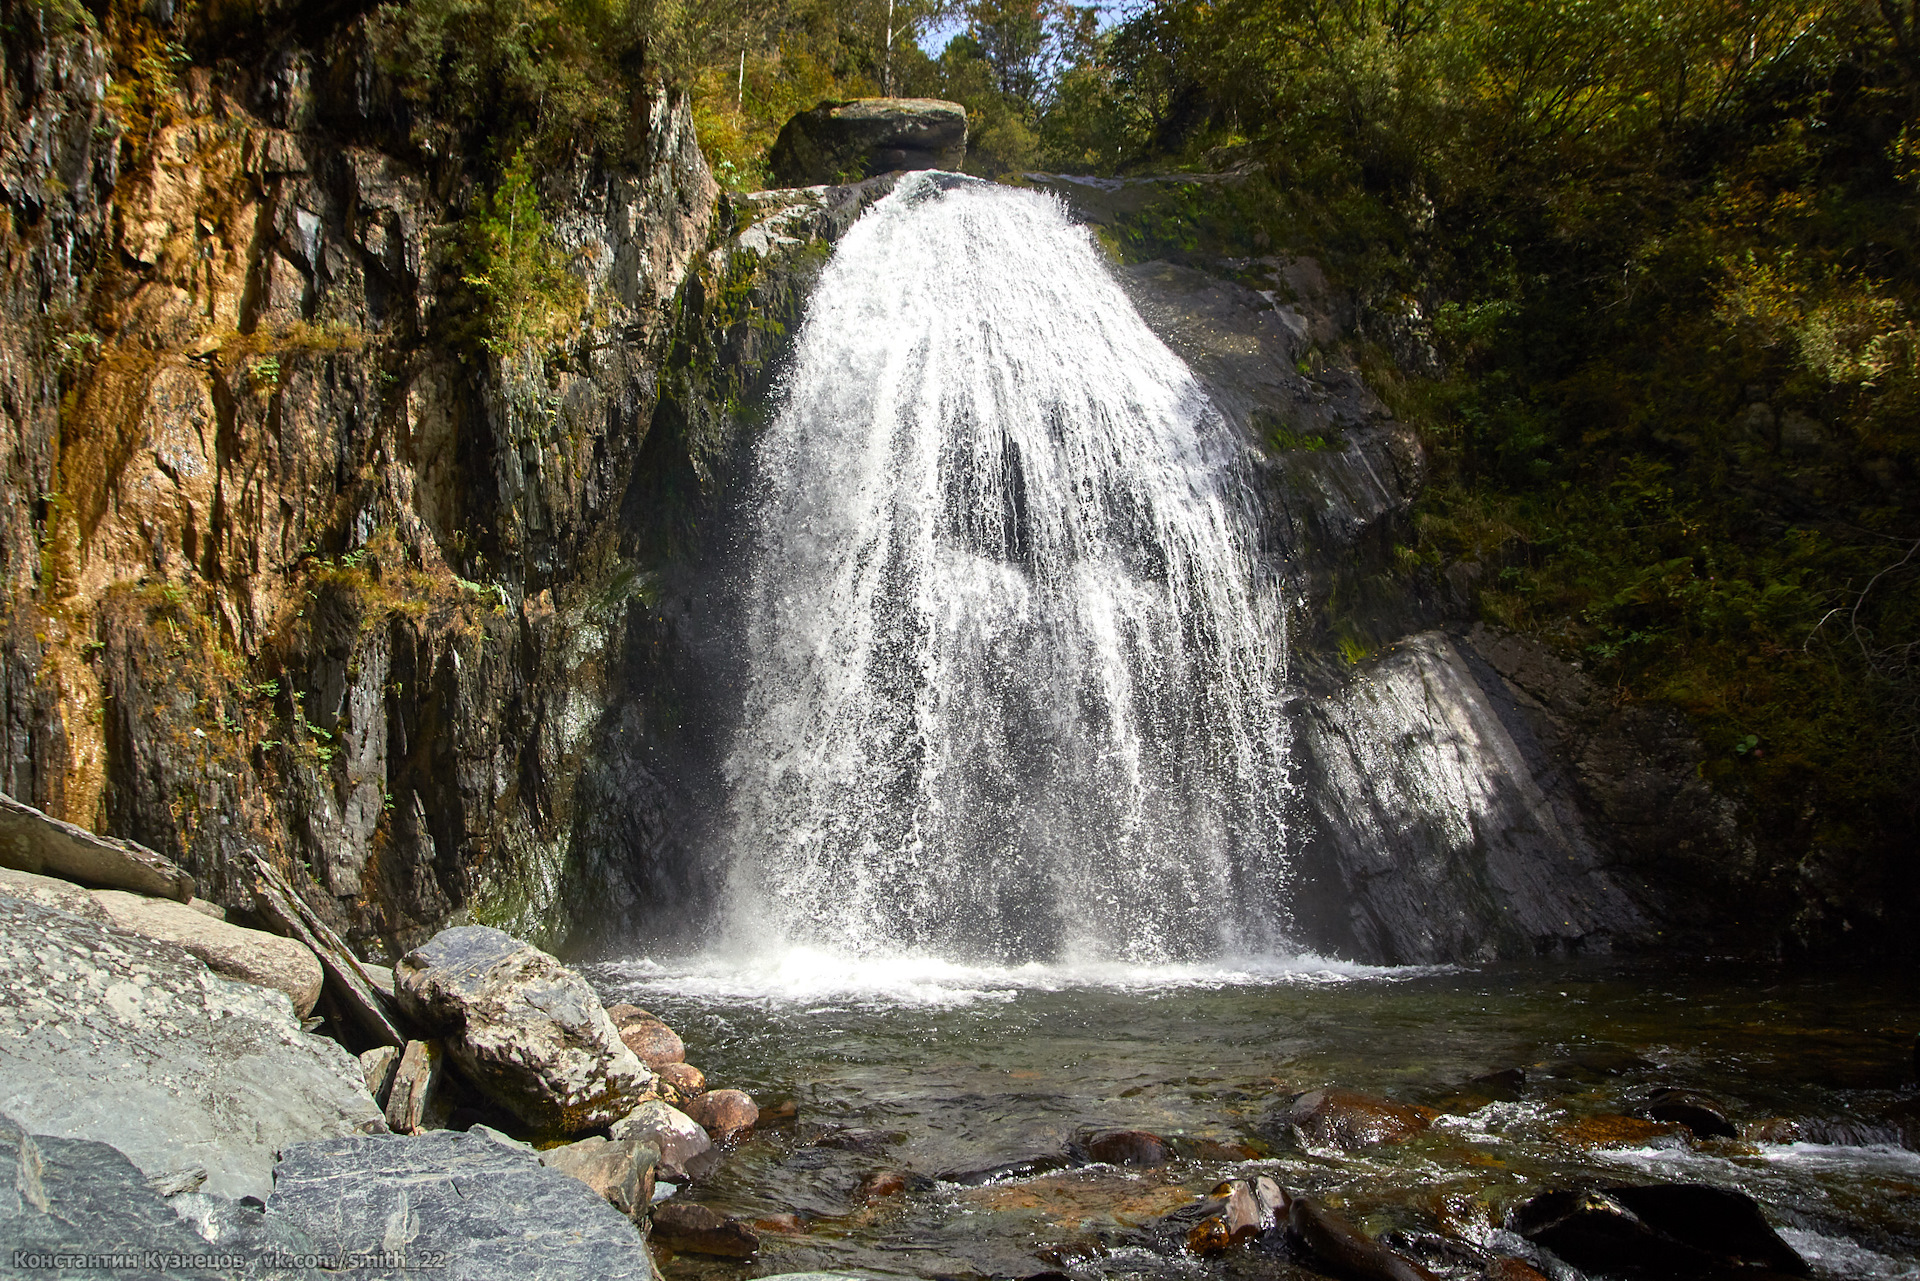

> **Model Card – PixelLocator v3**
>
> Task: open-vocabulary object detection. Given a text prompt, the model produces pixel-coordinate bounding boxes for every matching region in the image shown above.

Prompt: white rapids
[718,172,1294,966]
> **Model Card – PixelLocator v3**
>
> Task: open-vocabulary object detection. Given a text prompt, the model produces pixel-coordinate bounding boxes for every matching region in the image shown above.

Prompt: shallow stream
[591,954,1918,1280]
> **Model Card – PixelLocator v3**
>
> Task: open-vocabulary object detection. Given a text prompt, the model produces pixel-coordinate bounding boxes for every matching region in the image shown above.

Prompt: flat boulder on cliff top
[395,925,652,1134]
[768,98,966,187]
[0,894,386,1202]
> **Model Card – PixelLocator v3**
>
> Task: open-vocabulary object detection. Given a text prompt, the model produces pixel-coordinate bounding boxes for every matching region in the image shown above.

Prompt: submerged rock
[267,1130,655,1279]
[1282,1087,1435,1150]
[90,888,323,1016]
[0,894,385,1201]
[768,98,967,186]
[1640,1087,1739,1139]
[1513,1184,1809,1276]
[395,926,652,1134]
[1289,1196,1439,1281]
[650,1201,760,1257]
[1076,1128,1171,1167]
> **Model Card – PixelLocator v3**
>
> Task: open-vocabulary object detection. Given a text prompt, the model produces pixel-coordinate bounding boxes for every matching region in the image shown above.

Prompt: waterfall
[719,173,1293,967]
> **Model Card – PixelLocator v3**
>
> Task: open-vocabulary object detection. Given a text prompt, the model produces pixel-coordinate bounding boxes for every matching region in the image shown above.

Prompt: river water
[597,174,1918,1279]
[592,955,1919,1280]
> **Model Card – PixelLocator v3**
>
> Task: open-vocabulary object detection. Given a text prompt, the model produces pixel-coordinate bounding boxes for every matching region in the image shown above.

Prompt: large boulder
[90,888,324,1017]
[768,98,966,187]
[0,864,110,920]
[1513,1184,1809,1276]
[0,791,194,901]
[266,1131,656,1280]
[394,926,652,1134]
[1,1113,324,1279]
[0,894,387,1201]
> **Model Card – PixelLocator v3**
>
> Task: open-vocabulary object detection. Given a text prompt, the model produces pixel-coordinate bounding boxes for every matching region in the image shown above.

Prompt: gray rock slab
[265,1131,655,1281]
[1290,630,1653,963]
[1,1113,321,1279]
[396,926,650,1134]
[0,895,387,1202]
[0,865,110,920]
[0,791,193,901]
[91,889,324,1017]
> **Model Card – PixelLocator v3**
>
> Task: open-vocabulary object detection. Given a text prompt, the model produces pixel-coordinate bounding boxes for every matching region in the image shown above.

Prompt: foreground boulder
[1513,1184,1809,1276]
[768,98,967,186]
[0,791,194,901]
[395,926,652,1134]
[91,888,323,1016]
[0,894,386,1200]
[1,1114,323,1279]
[267,1131,655,1279]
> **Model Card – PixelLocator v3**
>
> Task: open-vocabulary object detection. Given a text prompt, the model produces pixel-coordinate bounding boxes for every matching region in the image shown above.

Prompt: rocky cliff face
[0,15,1762,970]
[0,5,718,960]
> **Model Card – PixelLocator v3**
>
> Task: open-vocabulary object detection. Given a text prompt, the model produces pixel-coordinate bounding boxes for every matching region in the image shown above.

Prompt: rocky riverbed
[5,789,1917,1279]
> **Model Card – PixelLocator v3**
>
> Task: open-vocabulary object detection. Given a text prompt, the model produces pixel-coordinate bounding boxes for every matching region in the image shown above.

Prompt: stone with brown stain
[682,1088,757,1136]
[655,1061,705,1096]
[1283,1087,1435,1150]
[1556,1113,1687,1149]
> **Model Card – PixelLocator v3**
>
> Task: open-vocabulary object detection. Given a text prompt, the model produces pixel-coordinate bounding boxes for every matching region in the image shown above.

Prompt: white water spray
[720,173,1293,967]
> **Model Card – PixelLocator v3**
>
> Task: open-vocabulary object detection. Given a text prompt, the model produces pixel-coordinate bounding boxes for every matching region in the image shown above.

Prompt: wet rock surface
[650,1200,761,1257]
[1513,1183,1811,1277]
[395,926,651,1134]
[1281,1089,1435,1151]
[0,894,385,1201]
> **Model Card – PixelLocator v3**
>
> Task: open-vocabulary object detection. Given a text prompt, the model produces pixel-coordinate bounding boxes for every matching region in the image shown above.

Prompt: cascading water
[719,173,1293,968]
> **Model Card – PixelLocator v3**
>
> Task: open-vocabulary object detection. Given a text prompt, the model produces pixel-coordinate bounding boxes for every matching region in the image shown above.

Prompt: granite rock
[0,894,387,1201]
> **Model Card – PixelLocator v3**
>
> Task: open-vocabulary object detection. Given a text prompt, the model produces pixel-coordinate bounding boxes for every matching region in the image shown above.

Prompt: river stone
[615,1016,685,1067]
[681,1088,757,1136]
[91,888,324,1016]
[1,1113,323,1279]
[1282,1087,1435,1150]
[1078,1128,1171,1166]
[266,1130,655,1279]
[538,1135,657,1219]
[650,1201,760,1257]
[394,926,652,1134]
[656,1061,705,1095]
[1641,1087,1739,1139]
[1513,1184,1809,1276]
[768,98,967,186]
[610,1100,711,1177]
[1289,1196,1439,1281]
[0,894,386,1201]
[0,790,194,901]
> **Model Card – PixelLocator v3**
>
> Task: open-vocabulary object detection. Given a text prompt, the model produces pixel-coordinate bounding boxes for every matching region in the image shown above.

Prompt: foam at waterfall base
[595,946,1434,1009]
